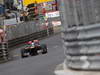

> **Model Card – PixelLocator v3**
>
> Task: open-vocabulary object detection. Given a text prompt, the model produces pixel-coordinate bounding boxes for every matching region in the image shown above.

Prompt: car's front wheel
[41,44,48,54]
[21,49,28,58]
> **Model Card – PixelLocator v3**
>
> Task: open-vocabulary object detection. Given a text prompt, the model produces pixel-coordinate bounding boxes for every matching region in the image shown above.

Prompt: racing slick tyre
[41,44,48,54]
[21,49,28,58]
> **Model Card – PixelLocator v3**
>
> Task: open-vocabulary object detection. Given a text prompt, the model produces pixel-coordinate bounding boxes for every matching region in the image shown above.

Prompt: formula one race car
[21,40,48,58]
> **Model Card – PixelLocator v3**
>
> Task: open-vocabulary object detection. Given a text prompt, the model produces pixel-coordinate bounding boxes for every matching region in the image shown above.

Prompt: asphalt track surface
[0,34,65,75]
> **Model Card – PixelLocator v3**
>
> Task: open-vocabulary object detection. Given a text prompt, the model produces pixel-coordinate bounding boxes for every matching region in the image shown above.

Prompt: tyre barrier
[0,43,9,63]
[63,24,100,70]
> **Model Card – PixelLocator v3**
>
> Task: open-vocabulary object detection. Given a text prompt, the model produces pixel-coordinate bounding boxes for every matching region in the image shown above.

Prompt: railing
[8,27,54,48]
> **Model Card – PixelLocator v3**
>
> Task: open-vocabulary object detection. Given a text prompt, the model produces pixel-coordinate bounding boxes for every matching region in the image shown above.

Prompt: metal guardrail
[8,27,54,48]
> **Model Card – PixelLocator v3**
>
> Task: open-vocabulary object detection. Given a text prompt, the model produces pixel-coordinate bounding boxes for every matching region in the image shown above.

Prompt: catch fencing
[6,21,55,48]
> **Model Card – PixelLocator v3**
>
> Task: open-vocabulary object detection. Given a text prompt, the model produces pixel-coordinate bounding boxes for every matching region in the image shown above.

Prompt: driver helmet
[33,40,39,43]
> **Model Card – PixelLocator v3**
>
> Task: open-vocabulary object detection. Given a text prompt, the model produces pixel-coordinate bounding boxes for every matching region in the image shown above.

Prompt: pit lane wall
[60,0,100,70]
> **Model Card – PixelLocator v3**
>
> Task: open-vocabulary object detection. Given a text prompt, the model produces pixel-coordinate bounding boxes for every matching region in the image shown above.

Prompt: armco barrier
[8,27,54,48]
[6,21,40,40]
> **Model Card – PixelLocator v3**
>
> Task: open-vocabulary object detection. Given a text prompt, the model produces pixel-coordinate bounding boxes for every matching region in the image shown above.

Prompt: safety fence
[7,26,61,48]
[8,28,53,48]
[6,21,61,48]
